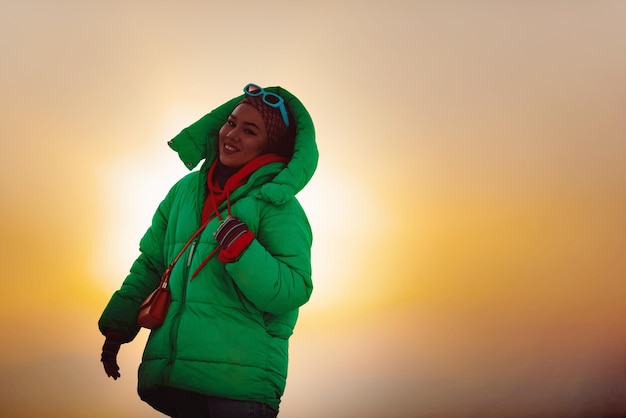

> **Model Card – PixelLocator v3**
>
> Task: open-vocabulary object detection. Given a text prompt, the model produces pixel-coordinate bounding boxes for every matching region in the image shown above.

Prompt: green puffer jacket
[98,86,318,413]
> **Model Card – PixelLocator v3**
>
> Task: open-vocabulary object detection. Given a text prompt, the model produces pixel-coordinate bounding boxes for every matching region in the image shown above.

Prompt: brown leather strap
[160,219,210,287]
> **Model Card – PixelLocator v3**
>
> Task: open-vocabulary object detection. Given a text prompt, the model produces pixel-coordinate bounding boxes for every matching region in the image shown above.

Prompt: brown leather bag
[137,221,209,329]
[137,270,172,329]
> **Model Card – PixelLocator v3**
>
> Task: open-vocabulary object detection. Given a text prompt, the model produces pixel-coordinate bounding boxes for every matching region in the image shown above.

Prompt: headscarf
[237,95,287,145]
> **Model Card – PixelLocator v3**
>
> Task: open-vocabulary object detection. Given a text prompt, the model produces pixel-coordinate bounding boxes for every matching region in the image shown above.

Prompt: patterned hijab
[237,95,287,144]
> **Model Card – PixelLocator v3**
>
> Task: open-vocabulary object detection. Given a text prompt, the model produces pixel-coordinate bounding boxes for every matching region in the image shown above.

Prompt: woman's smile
[223,142,239,153]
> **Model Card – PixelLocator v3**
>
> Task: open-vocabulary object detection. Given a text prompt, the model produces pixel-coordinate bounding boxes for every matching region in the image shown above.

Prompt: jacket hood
[167,86,318,204]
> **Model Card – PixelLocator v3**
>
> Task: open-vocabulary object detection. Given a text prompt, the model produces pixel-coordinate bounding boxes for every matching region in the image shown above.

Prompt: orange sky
[1,1,626,417]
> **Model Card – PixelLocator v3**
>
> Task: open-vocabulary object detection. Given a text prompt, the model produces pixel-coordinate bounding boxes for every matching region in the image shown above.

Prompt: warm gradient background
[1,1,625,417]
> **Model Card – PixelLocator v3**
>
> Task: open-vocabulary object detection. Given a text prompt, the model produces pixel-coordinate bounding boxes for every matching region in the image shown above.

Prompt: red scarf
[201,153,288,223]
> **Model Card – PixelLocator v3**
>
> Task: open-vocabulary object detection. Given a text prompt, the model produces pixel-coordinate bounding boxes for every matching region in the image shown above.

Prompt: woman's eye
[228,120,235,127]
[244,129,257,135]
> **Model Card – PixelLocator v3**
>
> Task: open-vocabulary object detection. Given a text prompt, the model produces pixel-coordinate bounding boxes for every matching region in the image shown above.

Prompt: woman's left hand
[213,216,255,263]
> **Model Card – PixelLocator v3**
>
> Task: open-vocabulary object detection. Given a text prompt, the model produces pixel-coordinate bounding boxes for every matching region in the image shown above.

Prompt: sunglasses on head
[243,83,290,127]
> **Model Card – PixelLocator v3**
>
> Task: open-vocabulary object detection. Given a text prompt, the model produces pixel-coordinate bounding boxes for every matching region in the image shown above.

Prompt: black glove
[101,329,124,380]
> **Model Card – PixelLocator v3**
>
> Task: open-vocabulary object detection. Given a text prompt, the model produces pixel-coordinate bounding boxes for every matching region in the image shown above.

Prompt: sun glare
[297,160,381,310]
[89,145,188,292]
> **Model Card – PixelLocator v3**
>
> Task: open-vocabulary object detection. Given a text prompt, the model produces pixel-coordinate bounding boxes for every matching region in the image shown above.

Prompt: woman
[98,83,318,417]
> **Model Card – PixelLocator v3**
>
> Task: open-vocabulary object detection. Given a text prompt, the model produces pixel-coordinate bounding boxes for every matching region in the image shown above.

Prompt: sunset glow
[1,1,625,417]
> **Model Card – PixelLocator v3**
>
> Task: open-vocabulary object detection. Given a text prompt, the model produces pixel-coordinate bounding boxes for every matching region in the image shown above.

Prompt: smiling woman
[95,84,319,417]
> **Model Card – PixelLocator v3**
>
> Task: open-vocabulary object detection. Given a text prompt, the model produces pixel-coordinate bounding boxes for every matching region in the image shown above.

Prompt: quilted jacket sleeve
[97,186,173,342]
[225,198,313,316]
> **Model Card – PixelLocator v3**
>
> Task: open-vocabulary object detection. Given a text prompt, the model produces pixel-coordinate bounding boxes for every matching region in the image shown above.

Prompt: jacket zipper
[164,237,199,385]
[187,239,198,267]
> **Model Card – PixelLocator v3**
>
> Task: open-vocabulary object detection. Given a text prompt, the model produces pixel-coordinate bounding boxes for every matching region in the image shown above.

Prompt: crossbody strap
[159,219,210,287]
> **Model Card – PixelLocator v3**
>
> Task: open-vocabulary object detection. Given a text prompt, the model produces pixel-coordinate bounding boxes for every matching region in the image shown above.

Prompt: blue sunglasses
[243,83,290,127]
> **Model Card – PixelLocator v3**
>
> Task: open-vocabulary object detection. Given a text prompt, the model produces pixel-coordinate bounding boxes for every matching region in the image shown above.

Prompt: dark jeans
[166,387,278,418]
